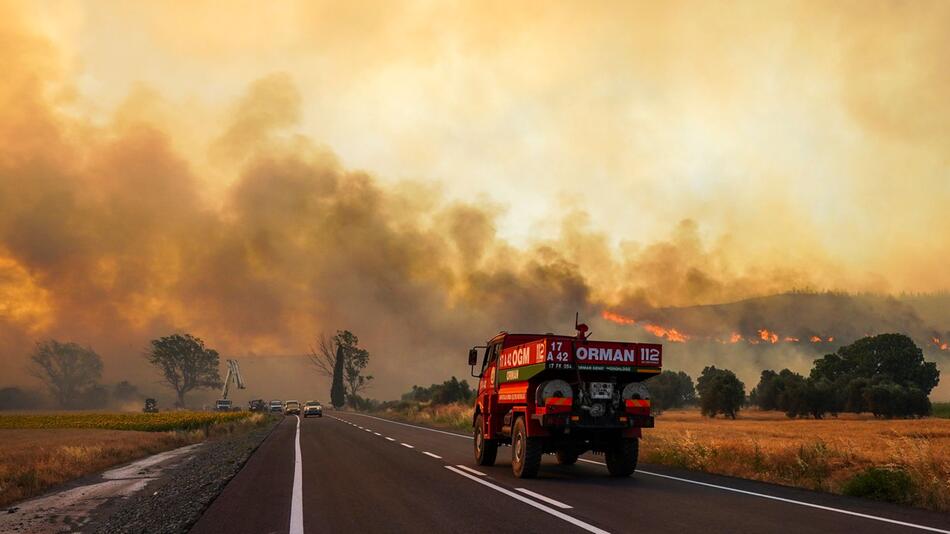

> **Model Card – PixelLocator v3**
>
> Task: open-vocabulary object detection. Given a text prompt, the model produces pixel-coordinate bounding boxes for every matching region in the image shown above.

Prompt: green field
[0,411,254,432]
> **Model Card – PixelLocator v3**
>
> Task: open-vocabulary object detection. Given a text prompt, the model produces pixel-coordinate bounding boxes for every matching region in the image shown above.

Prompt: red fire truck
[467,319,660,478]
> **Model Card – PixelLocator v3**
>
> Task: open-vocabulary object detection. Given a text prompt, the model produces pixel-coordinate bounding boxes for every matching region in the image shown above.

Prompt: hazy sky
[21,0,950,285]
[1,1,948,400]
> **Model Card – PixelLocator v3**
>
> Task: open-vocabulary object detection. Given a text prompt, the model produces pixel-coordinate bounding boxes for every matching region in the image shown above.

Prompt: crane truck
[468,317,660,478]
[215,359,246,411]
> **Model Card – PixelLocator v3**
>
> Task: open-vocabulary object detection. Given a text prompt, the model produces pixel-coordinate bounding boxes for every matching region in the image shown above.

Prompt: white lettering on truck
[575,347,636,362]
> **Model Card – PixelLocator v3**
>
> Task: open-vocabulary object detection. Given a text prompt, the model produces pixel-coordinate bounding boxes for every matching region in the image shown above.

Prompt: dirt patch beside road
[0,429,195,507]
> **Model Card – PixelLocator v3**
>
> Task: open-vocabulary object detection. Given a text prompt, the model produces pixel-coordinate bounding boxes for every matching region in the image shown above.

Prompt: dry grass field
[642,410,950,511]
[375,403,950,511]
[0,428,194,507]
[0,412,267,507]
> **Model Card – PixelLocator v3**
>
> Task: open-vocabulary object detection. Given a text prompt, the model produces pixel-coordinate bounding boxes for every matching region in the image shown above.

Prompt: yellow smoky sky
[1,0,949,399]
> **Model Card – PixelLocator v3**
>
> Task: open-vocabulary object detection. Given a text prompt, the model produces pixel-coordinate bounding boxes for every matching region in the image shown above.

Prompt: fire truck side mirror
[468,348,479,366]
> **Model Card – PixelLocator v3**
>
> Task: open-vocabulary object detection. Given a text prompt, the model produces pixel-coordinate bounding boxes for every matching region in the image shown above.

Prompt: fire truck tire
[555,448,579,465]
[605,438,639,477]
[511,417,542,479]
[474,414,498,466]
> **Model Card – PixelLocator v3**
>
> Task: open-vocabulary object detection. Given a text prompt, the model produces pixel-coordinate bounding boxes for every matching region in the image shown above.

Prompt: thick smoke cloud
[0,2,948,403]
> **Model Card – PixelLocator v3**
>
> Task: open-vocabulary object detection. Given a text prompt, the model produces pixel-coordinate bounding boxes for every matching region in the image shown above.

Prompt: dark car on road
[269,400,283,413]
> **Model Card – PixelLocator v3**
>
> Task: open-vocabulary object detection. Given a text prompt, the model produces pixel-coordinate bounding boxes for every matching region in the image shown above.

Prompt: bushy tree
[0,387,46,410]
[696,366,745,419]
[146,334,222,408]
[402,377,474,405]
[753,369,839,419]
[810,334,938,417]
[648,370,696,413]
[28,340,103,408]
[112,380,142,402]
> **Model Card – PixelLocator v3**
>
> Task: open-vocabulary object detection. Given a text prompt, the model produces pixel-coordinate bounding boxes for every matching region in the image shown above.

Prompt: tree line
[9,334,225,410]
[651,333,940,419]
[5,328,377,411]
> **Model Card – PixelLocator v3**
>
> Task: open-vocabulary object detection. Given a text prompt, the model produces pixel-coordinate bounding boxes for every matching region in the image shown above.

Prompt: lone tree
[648,370,696,413]
[146,334,222,408]
[28,340,103,407]
[310,330,373,407]
[696,366,745,419]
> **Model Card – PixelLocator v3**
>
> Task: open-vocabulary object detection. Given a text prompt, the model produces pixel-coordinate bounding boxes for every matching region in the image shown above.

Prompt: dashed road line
[422,451,442,459]
[515,488,573,509]
[444,466,608,534]
[385,437,396,441]
[455,465,487,477]
[400,443,415,449]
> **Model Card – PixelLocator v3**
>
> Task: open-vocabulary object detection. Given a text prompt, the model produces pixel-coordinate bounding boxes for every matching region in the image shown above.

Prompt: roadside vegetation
[0,412,270,507]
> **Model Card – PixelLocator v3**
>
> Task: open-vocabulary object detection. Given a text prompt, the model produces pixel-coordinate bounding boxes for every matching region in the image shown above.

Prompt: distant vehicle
[284,400,301,415]
[248,399,266,412]
[303,401,323,418]
[269,400,284,413]
[215,399,233,412]
[143,398,158,413]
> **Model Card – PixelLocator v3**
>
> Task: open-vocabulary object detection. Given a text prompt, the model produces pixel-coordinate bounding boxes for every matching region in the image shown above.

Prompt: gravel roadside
[91,417,280,534]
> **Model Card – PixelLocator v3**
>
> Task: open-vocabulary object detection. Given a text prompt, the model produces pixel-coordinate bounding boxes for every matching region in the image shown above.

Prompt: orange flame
[729,332,743,343]
[810,336,822,343]
[933,337,950,351]
[601,310,635,325]
[783,336,800,342]
[827,336,834,342]
[758,328,779,344]
[643,324,688,343]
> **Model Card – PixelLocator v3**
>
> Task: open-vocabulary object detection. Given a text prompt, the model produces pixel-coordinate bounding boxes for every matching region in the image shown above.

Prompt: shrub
[842,467,916,504]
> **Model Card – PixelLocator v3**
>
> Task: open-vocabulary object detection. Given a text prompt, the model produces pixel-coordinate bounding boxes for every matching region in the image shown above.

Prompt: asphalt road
[190,414,950,534]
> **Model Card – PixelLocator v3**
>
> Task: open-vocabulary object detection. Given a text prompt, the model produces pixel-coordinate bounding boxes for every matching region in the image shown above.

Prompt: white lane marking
[423,451,442,459]
[289,416,304,534]
[364,428,372,432]
[455,465,487,477]
[577,459,950,534]
[445,466,608,534]
[385,437,396,442]
[515,488,573,509]
[373,432,382,436]
[400,442,415,449]
[344,412,471,438]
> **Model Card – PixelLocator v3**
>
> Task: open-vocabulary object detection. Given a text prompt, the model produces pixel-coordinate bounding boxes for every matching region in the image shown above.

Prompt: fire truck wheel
[511,417,542,479]
[605,438,639,477]
[474,414,498,466]
[555,448,579,465]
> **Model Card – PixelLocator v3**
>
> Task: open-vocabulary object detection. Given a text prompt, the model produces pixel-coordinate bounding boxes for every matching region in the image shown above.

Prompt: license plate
[589,382,614,399]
